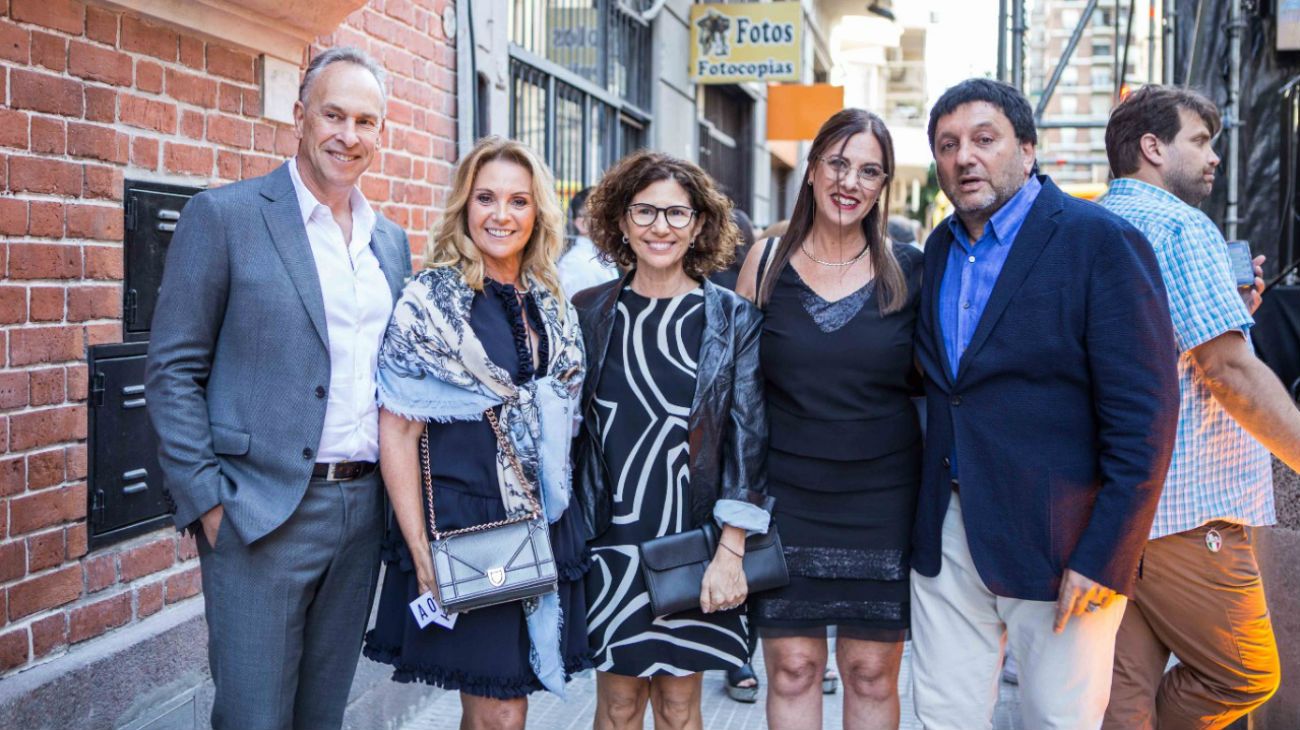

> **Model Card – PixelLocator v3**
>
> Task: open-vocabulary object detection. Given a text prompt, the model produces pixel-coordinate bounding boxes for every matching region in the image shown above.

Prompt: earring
[689,239,696,249]
[622,234,630,246]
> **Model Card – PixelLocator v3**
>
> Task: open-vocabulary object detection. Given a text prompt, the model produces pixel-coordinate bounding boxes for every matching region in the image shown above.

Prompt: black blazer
[571,274,769,539]
[913,177,1180,600]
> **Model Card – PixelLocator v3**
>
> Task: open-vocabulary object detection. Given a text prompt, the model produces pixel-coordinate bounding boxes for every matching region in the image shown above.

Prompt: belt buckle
[325,463,342,481]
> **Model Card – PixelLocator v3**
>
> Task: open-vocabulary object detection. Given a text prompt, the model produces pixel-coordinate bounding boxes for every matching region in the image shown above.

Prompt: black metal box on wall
[87,180,200,548]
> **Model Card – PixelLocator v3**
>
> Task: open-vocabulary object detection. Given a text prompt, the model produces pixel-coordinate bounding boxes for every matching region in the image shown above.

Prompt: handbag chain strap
[421,407,543,542]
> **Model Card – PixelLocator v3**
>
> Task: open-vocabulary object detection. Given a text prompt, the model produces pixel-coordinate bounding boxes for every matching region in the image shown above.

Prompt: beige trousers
[1103,522,1280,730]
[911,492,1127,730]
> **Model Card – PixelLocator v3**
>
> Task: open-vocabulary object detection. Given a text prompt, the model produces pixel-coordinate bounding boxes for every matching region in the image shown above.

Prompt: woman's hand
[412,541,438,598]
[700,528,748,613]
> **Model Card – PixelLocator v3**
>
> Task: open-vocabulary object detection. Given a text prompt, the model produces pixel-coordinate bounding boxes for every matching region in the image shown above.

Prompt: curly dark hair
[586,151,739,279]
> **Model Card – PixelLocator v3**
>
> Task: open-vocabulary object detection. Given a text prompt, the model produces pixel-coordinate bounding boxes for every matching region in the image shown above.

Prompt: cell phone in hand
[1225,240,1256,290]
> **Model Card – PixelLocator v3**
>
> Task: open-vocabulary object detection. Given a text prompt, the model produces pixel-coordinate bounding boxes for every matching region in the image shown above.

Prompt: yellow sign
[690,2,802,84]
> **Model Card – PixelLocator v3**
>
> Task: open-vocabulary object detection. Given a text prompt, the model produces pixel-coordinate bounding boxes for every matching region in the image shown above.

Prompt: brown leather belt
[312,461,377,481]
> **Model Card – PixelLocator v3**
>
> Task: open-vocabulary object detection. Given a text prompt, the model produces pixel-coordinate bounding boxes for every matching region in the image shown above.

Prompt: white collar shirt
[287,159,393,462]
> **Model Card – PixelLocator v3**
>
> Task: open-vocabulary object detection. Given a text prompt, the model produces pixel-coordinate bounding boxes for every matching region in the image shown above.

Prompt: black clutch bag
[639,518,788,618]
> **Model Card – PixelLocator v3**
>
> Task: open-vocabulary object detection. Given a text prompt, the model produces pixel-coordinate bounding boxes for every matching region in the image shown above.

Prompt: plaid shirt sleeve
[1152,211,1254,354]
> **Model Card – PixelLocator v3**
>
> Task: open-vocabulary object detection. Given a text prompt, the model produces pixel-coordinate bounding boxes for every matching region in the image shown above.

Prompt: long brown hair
[756,109,908,313]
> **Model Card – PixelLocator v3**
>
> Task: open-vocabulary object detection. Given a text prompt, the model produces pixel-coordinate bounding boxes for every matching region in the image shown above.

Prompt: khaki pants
[911,492,1127,730]
[1103,523,1280,730]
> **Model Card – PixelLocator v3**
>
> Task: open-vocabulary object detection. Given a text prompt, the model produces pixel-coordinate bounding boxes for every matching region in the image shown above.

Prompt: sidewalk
[397,642,1022,729]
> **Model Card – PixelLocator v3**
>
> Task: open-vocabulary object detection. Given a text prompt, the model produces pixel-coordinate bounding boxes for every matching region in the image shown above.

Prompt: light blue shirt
[1101,178,1274,539]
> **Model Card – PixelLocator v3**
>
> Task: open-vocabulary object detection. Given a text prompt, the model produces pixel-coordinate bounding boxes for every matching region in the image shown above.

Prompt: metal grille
[699,86,754,211]
[508,0,651,204]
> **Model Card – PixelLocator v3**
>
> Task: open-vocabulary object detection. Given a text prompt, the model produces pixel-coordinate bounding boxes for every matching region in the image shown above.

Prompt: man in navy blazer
[908,79,1179,729]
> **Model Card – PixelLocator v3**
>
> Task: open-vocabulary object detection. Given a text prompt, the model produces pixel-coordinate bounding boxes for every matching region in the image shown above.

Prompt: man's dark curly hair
[586,151,739,279]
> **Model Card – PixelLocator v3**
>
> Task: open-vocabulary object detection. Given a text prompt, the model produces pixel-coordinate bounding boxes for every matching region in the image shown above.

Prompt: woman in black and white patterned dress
[572,151,770,729]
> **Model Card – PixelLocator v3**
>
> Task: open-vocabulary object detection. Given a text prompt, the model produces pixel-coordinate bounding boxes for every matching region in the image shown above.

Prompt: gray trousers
[197,474,383,730]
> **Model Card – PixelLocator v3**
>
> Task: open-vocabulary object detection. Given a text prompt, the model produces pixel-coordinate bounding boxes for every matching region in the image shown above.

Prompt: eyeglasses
[819,156,889,187]
[626,204,697,229]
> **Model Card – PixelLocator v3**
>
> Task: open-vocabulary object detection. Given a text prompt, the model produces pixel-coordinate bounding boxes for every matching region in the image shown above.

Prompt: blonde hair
[427,136,566,304]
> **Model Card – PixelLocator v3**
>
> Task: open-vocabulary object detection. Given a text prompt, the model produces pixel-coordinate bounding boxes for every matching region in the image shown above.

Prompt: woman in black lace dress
[572,151,770,730]
[737,109,923,730]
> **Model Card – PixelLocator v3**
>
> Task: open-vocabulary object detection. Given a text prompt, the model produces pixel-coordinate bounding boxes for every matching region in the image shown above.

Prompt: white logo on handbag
[487,567,506,586]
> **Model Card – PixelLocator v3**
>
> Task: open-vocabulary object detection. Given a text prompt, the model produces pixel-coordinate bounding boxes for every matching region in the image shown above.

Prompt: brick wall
[0,0,456,676]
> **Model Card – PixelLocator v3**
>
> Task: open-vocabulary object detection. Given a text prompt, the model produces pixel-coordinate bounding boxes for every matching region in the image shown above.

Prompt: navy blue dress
[363,280,592,699]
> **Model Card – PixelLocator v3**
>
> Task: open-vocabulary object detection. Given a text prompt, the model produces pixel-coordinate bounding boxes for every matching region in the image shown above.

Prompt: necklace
[801,240,869,267]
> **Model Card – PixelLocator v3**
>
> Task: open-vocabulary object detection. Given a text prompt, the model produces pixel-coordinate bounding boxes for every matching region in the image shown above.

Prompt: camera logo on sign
[487,567,506,587]
[696,10,731,57]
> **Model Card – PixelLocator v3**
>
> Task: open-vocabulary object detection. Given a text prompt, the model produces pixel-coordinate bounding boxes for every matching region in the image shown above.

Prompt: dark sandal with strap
[725,663,760,703]
[822,668,839,695]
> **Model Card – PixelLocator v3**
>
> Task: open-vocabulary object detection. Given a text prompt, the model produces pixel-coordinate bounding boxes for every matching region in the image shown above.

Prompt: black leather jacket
[571,274,769,539]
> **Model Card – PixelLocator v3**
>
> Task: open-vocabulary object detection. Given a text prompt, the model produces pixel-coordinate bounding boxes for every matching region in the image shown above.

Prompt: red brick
[177,533,198,561]
[119,15,177,62]
[84,553,115,593]
[83,320,119,342]
[0,588,6,626]
[273,127,299,157]
[0,370,27,409]
[10,325,82,367]
[25,202,59,240]
[0,331,7,369]
[0,19,30,64]
[30,116,65,155]
[179,35,203,70]
[8,404,84,451]
[0,109,29,150]
[241,154,278,179]
[65,522,86,559]
[84,245,122,280]
[164,68,217,108]
[206,44,254,83]
[84,6,118,46]
[65,204,123,242]
[179,109,203,140]
[0,628,29,672]
[31,613,66,657]
[29,286,64,321]
[383,153,412,178]
[8,564,80,619]
[11,0,84,34]
[164,565,201,603]
[9,157,81,196]
[66,284,120,320]
[252,123,275,153]
[27,528,65,571]
[135,60,163,94]
[136,580,163,617]
[163,142,212,177]
[10,69,81,117]
[241,87,260,118]
[28,369,64,408]
[207,114,251,148]
[83,87,115,123]
[119,93,176,134]
[119,538,174,582]
[30,31,66,73]
[68,41,132,87]
[8,242,80,279]
[0,286,24,324]
[216,150,238,180]
[217,82,241,114]
[0,196,24,236]
[129,136,158,170]
[0,540,25,582]
[69,591,130,643]
[66,123,127,165]
[63,445,85,483]
[83,165,123,201]
[0,459,23,497]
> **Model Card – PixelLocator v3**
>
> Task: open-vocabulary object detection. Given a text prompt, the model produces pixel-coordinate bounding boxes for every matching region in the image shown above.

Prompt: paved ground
[400,642,1022,729]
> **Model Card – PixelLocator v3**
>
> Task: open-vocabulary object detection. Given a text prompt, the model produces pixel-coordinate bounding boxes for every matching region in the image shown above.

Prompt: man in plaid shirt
[1101,85,1300,728]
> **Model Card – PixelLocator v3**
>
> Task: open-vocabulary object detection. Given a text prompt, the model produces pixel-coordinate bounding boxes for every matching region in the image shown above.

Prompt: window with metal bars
[507,0,651,211]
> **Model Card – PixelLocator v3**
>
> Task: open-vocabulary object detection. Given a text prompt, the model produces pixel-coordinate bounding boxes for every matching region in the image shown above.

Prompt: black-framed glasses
[819,156,889,187]
[626,204,697,229]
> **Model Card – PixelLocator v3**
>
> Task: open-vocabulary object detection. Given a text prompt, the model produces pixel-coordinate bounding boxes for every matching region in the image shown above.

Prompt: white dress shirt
[557,236,619,297]
[287,159,392,463]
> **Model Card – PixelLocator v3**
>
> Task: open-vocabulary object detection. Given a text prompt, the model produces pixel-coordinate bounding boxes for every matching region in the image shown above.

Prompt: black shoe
[725,663,759,703]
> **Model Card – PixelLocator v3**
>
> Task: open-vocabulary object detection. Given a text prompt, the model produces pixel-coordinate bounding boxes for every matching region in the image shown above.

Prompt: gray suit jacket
[145,163,412,545]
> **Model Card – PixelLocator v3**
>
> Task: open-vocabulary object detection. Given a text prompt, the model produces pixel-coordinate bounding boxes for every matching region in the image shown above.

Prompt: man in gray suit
[146,47,411,730]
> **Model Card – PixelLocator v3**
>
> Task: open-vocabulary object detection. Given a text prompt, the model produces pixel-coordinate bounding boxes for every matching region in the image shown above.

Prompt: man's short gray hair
[298,46,388,112]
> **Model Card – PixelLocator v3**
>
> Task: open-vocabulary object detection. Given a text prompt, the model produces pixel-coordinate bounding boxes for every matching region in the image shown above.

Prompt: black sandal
[725,662,760,703]
[822,668,839,695]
